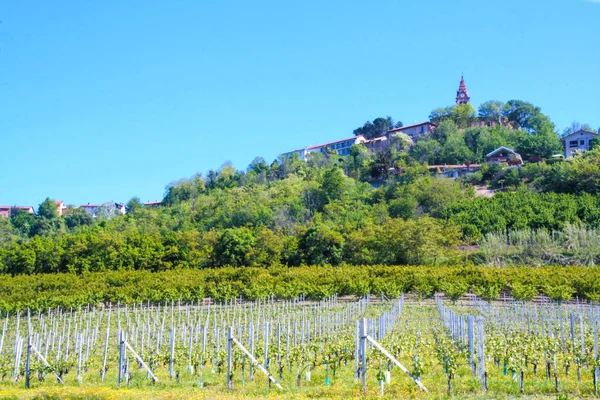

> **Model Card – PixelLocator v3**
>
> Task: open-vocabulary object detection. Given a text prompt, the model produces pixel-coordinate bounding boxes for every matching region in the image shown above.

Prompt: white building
[562,129,599,158]
[283,135,368,161]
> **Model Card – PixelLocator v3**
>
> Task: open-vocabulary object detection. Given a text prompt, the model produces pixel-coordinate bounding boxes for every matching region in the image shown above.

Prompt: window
[569,140,578,148]
[580,140,585,146]
[420,126,424,133]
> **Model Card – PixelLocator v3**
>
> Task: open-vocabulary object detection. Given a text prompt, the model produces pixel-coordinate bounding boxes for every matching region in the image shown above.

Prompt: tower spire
[456,75,470,105]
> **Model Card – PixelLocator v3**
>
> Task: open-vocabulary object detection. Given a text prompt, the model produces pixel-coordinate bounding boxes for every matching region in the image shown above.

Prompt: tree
[440,132,473,165]
[96,202,120,220]
[411,139,442,164]
[450,104,477,128]
[432,120,459,144]
[369,147,394,180]
[389,132,413,152]
[429,107,453,124]
[125,197,143,214]
[353,116,402,140]
[38,198,59,219]
[298,223,344,265]
[213,227,256,267]
[64,207,94,229]
[478,100,505,122]
[502,100,541,132]
[321,168,345,203]
[10,209,35,237]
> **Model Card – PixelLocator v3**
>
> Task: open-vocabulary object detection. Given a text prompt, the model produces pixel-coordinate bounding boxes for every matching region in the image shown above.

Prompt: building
[456,75,470,105]
[0,206,9,218]
[428,164,482,179]
[486,146,523,165]
[80,203,101,217]
[283,136,368,161]
[115,203,126,214]
[55,200,67,216]
[562,129,599,158]
[144,201,163,207]
[13,206,35,214]
[387,121,437,139]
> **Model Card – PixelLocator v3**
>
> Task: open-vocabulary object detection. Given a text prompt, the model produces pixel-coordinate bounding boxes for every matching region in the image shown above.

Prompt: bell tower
[456,75,470,105]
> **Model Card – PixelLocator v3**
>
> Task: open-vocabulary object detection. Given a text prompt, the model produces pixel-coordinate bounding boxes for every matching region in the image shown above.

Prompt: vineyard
[0,292,599,399]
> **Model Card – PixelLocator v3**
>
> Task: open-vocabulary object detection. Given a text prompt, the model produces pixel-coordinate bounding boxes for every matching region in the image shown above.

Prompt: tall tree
[478,100,505,122]
[38,198,59,219]
[353,116,402,140]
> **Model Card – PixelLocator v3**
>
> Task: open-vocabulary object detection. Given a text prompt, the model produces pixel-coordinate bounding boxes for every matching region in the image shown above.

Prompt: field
[0,290,599,399]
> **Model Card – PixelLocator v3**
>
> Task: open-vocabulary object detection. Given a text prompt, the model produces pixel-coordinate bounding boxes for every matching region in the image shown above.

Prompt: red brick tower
[456,75,470,105]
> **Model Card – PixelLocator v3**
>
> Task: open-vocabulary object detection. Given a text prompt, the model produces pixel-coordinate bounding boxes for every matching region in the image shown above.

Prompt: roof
[0,205,10,210]
[367,136,387,142]
[428,164,482,169]
[54,200,64,205]
[561,129,599,141]
[144,201,163,206]
[486,146,519,158]
[306,135,366,150]
[80,203,101,208]
[388,121,436,133]
[14,206,34,210]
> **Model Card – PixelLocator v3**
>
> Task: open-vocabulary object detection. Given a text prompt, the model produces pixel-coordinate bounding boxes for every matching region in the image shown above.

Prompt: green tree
[10,209,35,237]
[353,116,402,140]
[125,197,143,214]
[38,198,59,219]
[298,223,344,265]
[64,207,94,229]
[213,228,256,267]
[321,168,345,202]
[478,100,505,122]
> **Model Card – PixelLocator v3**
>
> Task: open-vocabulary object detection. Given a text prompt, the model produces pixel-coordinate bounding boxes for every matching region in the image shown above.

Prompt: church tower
[456,75,470,105]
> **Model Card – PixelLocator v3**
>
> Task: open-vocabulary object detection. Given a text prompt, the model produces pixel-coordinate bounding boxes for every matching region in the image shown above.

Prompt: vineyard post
[468,316,475,376]
[263,323,269,386]
[118,330,124,386]
[249,323,254,381]
[169,327,175,378]
[476,316,486,392]
[227,327,233,390]
[25,335,31,389]
[354,320,359,380]
[360,318,367,394]
[594,315,598,395]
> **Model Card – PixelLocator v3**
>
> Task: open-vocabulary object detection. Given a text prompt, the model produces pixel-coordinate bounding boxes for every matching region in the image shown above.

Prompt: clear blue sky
[1,0,599,208]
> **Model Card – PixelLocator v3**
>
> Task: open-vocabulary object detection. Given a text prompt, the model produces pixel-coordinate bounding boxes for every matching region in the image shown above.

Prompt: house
[387,121,437,139]
[13,206,35,214]
[0,206,9,218]
[55,200,67,216]
[80,203,101,217]
[115,203,126,214]
[428,164,482,179]
[562,129,599,158]
[486,147,523,165]
[283,136,368,161]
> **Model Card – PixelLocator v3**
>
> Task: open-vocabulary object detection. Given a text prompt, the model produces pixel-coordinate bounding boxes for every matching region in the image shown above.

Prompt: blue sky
[1,0,599,208]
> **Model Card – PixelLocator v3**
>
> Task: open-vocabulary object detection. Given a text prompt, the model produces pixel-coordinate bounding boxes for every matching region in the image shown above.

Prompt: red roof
[388,121,436,133]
